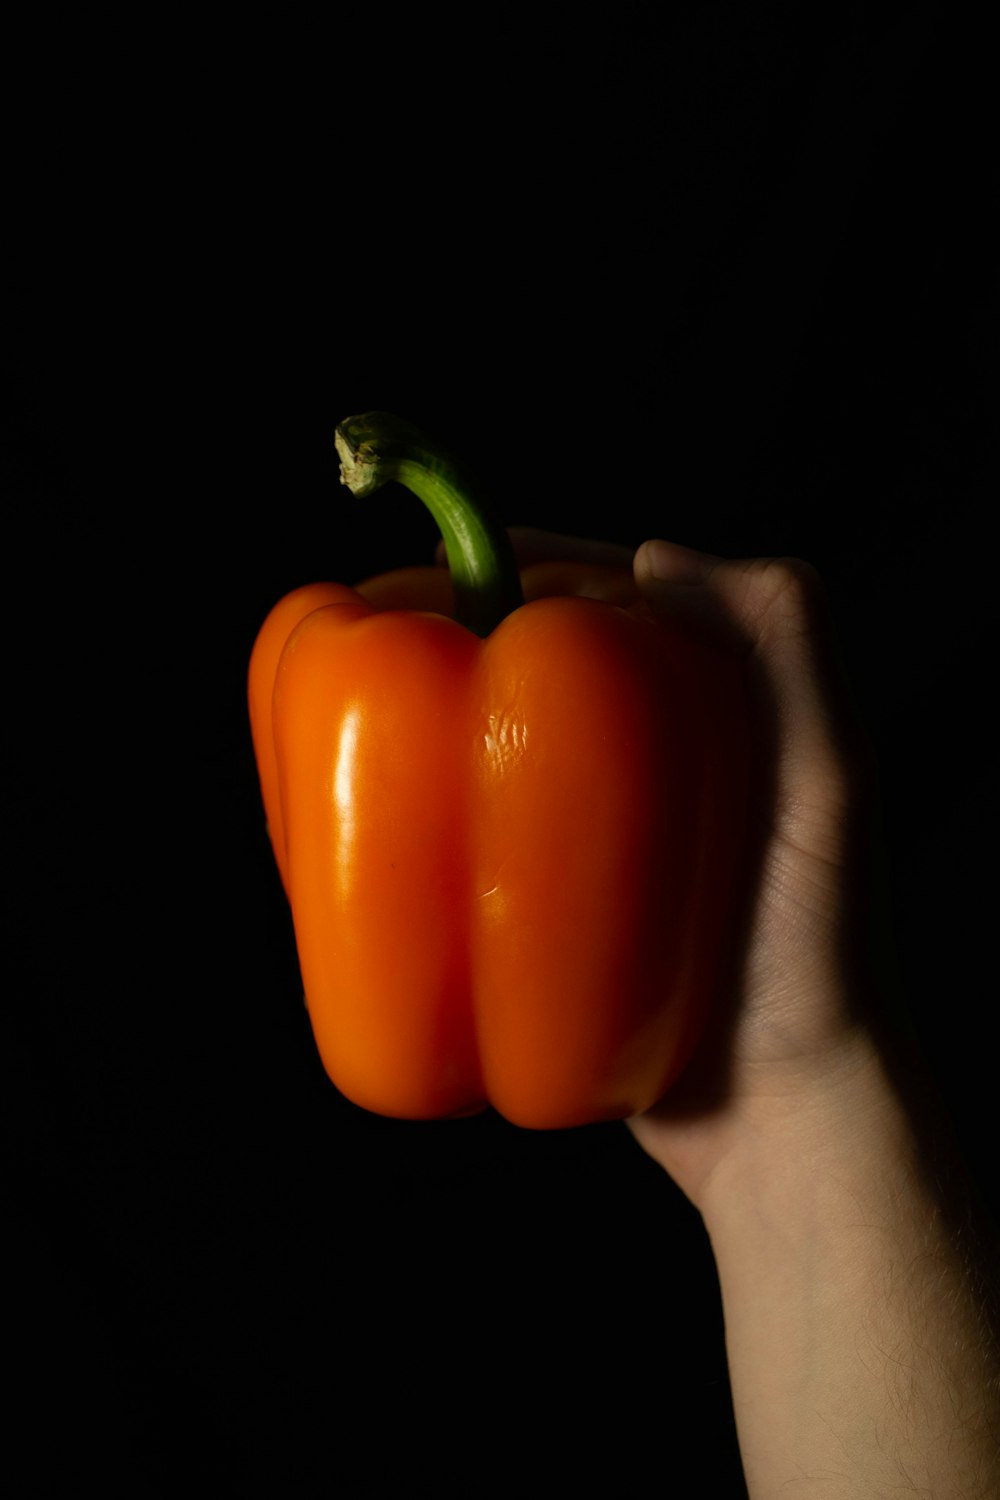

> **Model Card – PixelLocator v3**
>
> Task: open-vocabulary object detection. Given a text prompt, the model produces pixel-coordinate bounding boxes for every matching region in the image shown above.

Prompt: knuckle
[750,556,829,639]
[760,554,824,603]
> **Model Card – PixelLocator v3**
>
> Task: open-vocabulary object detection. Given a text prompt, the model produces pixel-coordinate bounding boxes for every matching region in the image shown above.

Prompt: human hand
[564,530,999,1497]
[509,528,884,1209]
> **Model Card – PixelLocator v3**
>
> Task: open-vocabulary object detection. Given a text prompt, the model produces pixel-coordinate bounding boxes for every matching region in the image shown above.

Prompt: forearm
[700,1035,1000,1498]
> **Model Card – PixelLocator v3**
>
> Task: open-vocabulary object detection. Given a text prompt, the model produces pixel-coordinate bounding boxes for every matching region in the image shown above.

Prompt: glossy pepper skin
[248,416,750,1129]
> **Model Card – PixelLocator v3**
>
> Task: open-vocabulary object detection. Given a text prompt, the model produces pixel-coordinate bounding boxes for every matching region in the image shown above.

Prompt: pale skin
[511,528,1000,1498]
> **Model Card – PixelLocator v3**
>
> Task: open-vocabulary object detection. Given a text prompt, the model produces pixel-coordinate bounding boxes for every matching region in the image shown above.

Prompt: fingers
[635,539,867,831]
[519,560,637,607]
[506,528,636,568]
[634,537,721,586]
[436,529,635,568]
[435,528,634,569]
[634,538,832,656]
[633,539,746,652]
[430,523,862,816]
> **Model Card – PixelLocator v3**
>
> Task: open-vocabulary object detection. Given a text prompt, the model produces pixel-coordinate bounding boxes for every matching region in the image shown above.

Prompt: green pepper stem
[335,411,524,636]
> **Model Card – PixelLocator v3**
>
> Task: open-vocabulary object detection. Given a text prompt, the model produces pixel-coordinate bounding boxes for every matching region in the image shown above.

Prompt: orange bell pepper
[248,414,750,1129]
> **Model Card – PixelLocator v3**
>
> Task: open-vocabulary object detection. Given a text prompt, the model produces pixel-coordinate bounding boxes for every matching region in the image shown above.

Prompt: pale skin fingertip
[635,538,719,586]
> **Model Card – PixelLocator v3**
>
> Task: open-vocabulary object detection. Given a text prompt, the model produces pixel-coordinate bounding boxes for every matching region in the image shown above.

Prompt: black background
[5,5,997,1493]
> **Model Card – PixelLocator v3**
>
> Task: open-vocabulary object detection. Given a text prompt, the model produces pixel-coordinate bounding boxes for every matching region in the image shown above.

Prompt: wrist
[695,1027,1000,1496]
[697,1026,909,1241]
